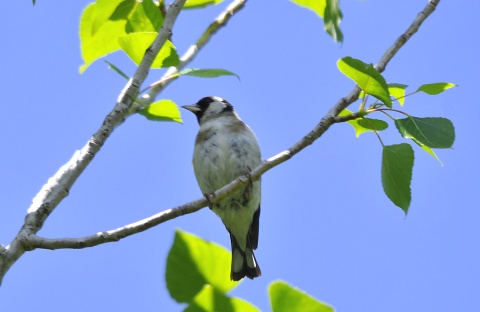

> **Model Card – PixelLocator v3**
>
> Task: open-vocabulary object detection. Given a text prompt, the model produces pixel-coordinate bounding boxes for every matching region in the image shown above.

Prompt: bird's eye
[197,97,216,111]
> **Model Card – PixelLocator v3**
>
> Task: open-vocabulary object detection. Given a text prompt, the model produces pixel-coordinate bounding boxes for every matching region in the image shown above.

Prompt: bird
[182,96,262,281]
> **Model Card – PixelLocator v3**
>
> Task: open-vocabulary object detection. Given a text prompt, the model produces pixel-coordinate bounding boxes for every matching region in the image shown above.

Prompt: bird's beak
[181,104,201,113]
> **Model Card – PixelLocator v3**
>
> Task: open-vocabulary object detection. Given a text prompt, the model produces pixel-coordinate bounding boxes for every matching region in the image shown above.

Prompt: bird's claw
[204,192,215,209]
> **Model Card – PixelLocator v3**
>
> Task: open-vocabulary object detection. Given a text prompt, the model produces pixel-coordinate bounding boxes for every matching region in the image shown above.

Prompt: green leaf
[339,109,388,137]
[324,0,343,42]
[138,99,183,123]
[179,68,240,80]
[416,82,457,95]
[269,280,334,312]
[337,57,392,107]
[388,83,408,106]
[291,0,342,42]
[381,144,414,214]
[356,118,388,135]
[184,0,224,9]
[291,0,326,18]
[166,230,238,303]
[185,285,260,312]
[395,117,455,148]
[79,0,167,73]
[91,0,130,35]
[79,0,137,73]
[118,32,180,68]
[419,144,443,166]
[104,60,129,80]
[126,0,164,33]
[338,108,354,116]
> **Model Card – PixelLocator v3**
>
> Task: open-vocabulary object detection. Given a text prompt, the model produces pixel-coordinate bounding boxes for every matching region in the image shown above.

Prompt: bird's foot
[204,192,215,210]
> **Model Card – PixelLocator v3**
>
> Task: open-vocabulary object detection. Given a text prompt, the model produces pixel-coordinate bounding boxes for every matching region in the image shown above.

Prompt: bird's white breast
[193,116,260,191]
[192,115,261,249]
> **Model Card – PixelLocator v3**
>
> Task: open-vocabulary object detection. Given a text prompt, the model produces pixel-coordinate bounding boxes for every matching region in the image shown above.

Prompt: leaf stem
[367,108,411,119]
[140,73,181,94]
[359,94,368,111]
[391,90,419,104]
[362,117,385,147]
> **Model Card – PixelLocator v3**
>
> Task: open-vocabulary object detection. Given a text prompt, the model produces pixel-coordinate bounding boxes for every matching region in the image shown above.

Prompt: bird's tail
[230,233,261,281]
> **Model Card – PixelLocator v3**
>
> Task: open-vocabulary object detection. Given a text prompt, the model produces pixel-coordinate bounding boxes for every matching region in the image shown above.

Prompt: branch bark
[27,0,439,251]
[0,0,187,285]
[0,0,441,284]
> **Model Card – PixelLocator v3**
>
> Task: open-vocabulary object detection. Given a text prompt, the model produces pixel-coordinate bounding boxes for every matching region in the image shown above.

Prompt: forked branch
[27,0,440,251]
[0,0,187,284]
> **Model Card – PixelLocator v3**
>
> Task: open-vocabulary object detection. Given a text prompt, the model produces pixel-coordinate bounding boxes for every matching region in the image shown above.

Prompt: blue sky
[1,1,478,311]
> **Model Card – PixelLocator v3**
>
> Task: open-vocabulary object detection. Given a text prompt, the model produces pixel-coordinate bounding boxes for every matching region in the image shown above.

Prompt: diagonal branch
[376,0,440,73]
[137,0,247,107]
[27,0,440,251]
[0,0,187,285]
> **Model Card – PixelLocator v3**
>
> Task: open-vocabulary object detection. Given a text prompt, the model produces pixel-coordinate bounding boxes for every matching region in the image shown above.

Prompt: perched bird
[182,96,262,281]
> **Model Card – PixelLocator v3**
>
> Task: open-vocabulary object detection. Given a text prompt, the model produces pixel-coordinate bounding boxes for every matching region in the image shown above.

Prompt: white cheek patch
[204,101,227,117]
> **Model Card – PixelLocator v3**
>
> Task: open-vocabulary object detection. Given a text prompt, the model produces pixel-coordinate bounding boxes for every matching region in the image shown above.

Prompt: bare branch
[28,197,207,249]
[0,0,187,285]
[26,0,441,251]
[376,0,440,73]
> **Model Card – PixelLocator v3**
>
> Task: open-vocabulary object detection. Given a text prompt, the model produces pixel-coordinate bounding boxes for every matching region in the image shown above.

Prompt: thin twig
[376,0,440,73]
[137,0,247,107]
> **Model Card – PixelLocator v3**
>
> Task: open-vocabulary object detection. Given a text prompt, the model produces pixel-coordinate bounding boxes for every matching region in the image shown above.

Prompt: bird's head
[182,96,235,125]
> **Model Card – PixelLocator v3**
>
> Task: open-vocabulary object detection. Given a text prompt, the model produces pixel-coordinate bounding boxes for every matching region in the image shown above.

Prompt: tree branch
[376,0,440,73]
[137,0,247,107]
[0,0,187,285]
[26,0,441,251]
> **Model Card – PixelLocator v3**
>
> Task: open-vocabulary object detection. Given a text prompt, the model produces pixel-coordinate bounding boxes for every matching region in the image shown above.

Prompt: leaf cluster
[337,57,456,213]
[167,230,335,312]
[80,0,240,123]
